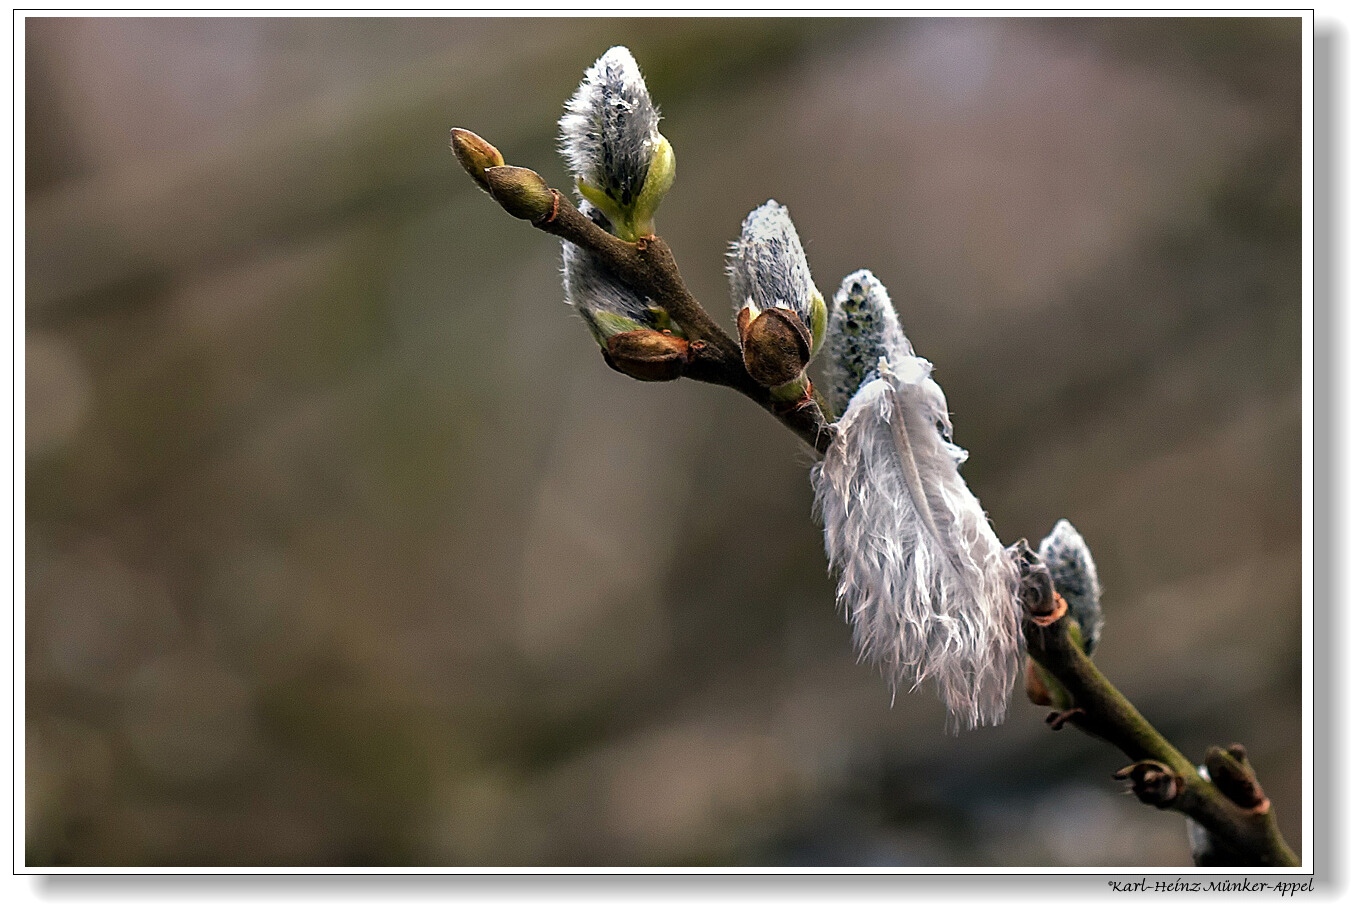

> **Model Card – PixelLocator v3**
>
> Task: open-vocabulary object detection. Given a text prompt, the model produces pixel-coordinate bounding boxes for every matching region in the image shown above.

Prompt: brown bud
[603,330,691,382]
[1205,746,1268,812]
[1113,760,1184,809]
[484,166,556,222]
[450,128,505,192]
[739,306,812,388]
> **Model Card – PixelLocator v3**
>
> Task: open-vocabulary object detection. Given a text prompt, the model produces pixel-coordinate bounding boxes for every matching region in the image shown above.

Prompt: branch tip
[450,127,504,192]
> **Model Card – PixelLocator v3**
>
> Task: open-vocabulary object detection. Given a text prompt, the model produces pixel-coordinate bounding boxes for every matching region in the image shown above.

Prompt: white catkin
[825,269,914,418]
[1039,518,1103,654]
[725,200,819,329]
[812,275,1021,730]
[558,46,661,208]
[562,203,660,342]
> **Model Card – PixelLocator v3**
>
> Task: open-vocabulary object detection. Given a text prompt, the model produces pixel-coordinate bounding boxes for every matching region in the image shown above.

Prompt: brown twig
[466,145,834,453]
[534,191,833,452]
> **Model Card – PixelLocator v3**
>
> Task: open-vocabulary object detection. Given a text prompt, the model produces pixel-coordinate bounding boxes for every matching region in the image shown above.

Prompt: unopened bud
[1114,760,1184,809]
[1040,519,1104,654]
[450,128,505,192]
[1205,745,1268,811]
[739,305,812,388]
[603,329,691,382]
[726,201,824,368]
[560,46,673,241]
[485,166,556,222]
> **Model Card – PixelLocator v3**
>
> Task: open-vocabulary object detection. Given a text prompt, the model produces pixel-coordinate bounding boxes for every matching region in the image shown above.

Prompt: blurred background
[24,16,1302,866]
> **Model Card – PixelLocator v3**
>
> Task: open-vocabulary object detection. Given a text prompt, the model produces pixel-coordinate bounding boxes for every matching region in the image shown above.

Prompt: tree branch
[1018,557,1299,866]
[524,183,834,452]
[457,125,1296,867]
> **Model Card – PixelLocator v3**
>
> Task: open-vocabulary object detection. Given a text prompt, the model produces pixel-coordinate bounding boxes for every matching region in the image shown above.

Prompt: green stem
[1024,613,1300,866]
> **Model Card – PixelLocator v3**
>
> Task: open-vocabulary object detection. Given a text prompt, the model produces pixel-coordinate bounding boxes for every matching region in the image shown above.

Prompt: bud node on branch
[1206,745,1271,814]
[1114,760,1185,809]
[485,165,556,222]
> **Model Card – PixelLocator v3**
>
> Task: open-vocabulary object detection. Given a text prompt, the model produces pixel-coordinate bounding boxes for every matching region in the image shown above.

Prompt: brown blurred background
[24,16,1302,866]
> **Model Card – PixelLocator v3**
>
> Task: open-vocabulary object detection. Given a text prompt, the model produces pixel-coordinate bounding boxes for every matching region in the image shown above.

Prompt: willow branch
[532,190,833,453]
[451,132,833,453]
[457,125,1294,867]
[1018,558,1299,866]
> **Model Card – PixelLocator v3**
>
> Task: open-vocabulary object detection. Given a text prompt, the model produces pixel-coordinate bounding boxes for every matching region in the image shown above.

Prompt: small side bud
[1205,745,1269,812]
[485,166,556,222]
[1113,760,1184,809]
[603,330,691,382]
[739,306,812,388]
[450,128,504,192]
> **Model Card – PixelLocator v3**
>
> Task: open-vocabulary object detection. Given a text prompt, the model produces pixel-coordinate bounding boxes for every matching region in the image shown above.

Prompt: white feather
[813,346,1021,729]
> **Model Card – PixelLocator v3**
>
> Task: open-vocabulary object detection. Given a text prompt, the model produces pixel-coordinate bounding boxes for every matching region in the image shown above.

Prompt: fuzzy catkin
[558,46,661,208]
[561,203,662,343]
[726,200,820,329]
[825,270,914,418]
[812,273,1021,730]
[1039,518,1103,654]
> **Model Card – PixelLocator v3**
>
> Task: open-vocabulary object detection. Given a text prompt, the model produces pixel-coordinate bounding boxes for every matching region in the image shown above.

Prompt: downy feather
[812,272,1021,729]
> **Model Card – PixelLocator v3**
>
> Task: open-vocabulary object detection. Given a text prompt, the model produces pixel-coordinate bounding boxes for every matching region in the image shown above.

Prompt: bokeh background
[24,16,1302,867]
